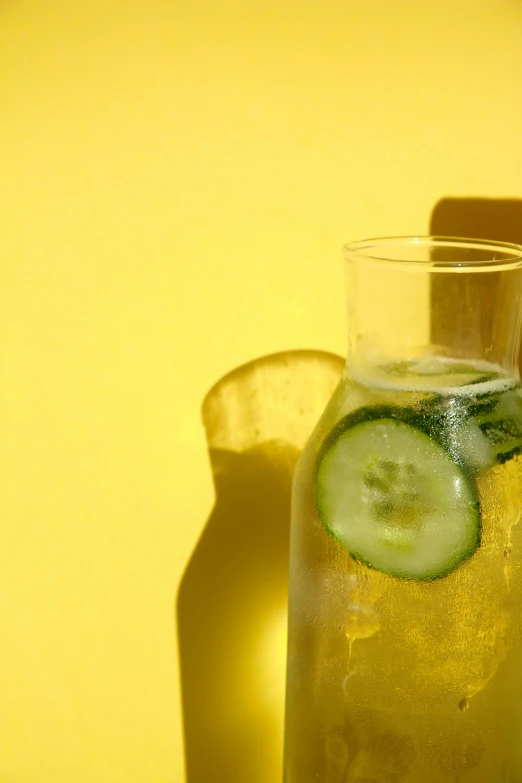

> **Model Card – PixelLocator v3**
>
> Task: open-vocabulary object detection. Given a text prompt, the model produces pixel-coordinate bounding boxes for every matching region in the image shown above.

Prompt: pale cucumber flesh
[316,415,480,581]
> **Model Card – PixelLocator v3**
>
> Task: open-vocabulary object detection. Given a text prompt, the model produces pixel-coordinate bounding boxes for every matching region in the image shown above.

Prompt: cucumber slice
[316,415,480,581]
[411,389,522,473]
[455,390,522,468]
[445,419,496,474]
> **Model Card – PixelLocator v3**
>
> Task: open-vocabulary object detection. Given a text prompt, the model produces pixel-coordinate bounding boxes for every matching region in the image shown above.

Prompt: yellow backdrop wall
[1,1,522,781]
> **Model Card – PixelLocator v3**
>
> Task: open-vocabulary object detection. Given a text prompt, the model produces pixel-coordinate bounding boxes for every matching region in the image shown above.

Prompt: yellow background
[1,1,522,781]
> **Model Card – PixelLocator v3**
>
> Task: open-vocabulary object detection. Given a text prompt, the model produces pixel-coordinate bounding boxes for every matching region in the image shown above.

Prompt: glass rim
[342,236,522,271]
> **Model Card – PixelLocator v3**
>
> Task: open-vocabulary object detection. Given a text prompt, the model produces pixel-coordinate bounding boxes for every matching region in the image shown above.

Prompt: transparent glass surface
[284,238,522,782]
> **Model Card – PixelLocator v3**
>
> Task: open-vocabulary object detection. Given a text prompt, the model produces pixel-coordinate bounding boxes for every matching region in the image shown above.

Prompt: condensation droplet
[504,547,511,558]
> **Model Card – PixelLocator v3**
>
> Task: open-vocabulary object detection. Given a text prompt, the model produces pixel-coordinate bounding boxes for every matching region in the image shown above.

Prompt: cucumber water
[286,357,522,783]
[315,358,522,580]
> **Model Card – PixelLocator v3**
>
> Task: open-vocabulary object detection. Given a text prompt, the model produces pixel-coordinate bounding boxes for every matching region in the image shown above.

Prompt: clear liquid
[284,359,522,782]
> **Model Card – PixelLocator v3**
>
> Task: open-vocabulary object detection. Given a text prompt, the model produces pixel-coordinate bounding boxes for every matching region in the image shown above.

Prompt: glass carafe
[284,238,522,783]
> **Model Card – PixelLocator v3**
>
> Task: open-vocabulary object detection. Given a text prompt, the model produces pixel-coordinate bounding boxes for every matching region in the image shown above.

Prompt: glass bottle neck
[344,242,522,379]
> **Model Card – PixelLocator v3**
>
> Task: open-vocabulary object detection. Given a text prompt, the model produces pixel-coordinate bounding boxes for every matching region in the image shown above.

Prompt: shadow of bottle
[431,197,522,246]
[430,197,522,370]
[176,350,344,783]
